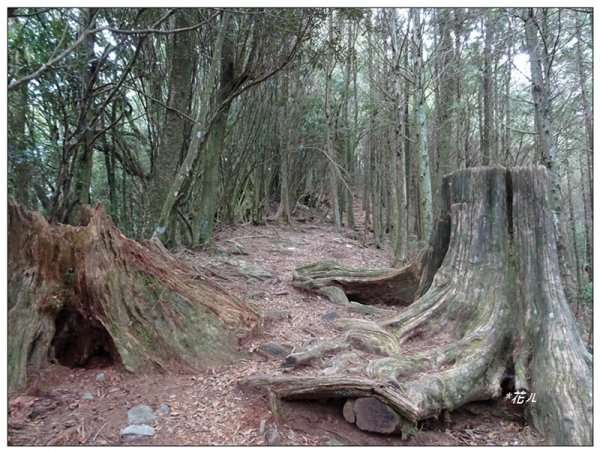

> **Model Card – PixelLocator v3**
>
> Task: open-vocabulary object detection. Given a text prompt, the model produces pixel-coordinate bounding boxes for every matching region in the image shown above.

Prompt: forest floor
[8,201,545,446]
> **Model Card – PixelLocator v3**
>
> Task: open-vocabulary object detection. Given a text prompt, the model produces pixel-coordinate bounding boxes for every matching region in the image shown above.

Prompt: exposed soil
[7,204,544,446]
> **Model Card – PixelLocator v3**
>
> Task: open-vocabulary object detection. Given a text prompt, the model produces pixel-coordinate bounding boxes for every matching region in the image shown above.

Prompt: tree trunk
[244,166,592,445]
[8,200,260,392]
[413,8,433,240]
[325,11,341,230]
[481,11,495,165]
[147,12,196,240]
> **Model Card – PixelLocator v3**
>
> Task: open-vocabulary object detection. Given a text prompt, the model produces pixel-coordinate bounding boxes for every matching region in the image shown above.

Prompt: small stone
[81,390,94,400]
[95,373,105,382]
[157,404,170,416]
[128,404,156,425]
[265,426,281,445]
[321,310,338,321]
[121,424,155,440]
[257,342,292,359]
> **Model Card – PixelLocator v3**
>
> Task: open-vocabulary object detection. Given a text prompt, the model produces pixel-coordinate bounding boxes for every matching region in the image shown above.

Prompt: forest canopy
[6,6,593,310]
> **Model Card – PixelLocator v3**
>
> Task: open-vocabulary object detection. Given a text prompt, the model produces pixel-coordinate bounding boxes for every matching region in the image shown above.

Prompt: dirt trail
[7,209,537,446]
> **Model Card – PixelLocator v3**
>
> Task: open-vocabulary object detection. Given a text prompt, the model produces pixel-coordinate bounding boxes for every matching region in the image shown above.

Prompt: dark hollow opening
[500,366,515,396]
[50,309,118,369]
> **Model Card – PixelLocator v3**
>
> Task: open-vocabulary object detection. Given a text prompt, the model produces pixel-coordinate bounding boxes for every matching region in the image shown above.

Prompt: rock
[127,404,156,425]
[156,404,170,417]
[81,390,94,400]
[265,426,281,445]
[257,342,292,360]
[342,398,356,424]
[353,397,406,435]
[121,424,155,440]
[228,259,273,280]
[208,245,228,256]
[229,242,247,255]
[321,310,338,321]
[95,372,105,382]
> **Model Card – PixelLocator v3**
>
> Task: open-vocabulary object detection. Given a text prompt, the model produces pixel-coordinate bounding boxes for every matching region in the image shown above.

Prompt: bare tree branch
[8,9,219,91]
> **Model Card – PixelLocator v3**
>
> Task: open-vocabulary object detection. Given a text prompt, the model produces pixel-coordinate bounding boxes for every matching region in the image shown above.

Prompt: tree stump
[8,201,260,391]
[243,166,592,445]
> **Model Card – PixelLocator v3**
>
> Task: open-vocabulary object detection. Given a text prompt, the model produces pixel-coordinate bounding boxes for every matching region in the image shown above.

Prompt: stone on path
[257,342,292,360]
[128,404,156,425]
[121,424,155,440]
[156,403,170,417]
[81,390,93,400]
[321,310,338,321]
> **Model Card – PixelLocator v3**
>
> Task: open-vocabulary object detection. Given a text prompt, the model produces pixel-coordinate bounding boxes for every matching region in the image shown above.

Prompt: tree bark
[8,200,260,392]
[244,166,592,445]
[413,8,433,240]
[147,12,196,240]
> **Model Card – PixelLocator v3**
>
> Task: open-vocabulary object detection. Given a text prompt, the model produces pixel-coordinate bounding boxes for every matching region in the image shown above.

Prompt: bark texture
[8,200,260,392]
[245,166,592,445]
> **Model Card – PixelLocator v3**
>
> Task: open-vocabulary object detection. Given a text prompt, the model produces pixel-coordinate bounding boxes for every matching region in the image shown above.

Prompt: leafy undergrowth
[7,207,543,446]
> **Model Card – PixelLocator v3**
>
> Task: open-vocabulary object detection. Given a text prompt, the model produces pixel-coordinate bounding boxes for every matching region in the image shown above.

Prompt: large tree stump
[8,200,260,391]
[244,166,592,445]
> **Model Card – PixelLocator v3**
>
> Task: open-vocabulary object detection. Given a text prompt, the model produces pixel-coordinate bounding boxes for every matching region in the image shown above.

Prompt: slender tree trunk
[502,19,513,164]
[8,44,32,208]
[433,10,454,211]
[575,14,593,279]
[566,169,582,313]
[274,71,293,223]
[325,11,341,229]
[413,8,433,240]
[389,11,408,261]
[68,8,98,224]
[147,12,196,240]
[343,20,355,230]
[579,153,592,281]
[523,8,568,289]
[481,11,495,165]
[154,12,229,243]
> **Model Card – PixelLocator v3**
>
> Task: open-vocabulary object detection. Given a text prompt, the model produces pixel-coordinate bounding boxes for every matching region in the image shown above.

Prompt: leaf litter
[8,206,539,446]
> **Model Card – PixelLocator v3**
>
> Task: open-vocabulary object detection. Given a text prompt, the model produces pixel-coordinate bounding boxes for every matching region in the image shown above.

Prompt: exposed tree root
[242,166,592,445]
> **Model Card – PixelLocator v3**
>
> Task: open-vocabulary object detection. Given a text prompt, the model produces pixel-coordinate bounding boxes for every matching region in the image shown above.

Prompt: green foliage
[6,7,593,253]
[579,282,593,306]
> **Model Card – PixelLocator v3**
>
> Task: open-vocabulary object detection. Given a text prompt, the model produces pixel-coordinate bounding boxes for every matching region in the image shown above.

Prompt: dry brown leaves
[7,213,537,446]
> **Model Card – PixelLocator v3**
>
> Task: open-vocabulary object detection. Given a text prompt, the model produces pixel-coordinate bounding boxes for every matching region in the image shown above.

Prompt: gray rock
[121,424,155,440]
[321,310,338,321]
[95,372,105,382]
[257,342,292,359]
[265,426,281,445]
[156,403,170,416]
[127,404,156,425]
[81,390,94,400]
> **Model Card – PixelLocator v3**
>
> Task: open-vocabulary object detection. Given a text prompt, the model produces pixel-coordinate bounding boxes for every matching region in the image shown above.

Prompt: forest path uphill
[8,204,536,446]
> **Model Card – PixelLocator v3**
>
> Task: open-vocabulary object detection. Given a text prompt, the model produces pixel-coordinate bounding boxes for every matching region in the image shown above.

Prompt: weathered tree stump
[8,200,261,391]
[243,166,592,445]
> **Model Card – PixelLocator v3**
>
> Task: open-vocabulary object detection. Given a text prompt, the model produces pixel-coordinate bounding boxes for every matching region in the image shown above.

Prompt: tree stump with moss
[8,201,261,391]
[244,166,592,445]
